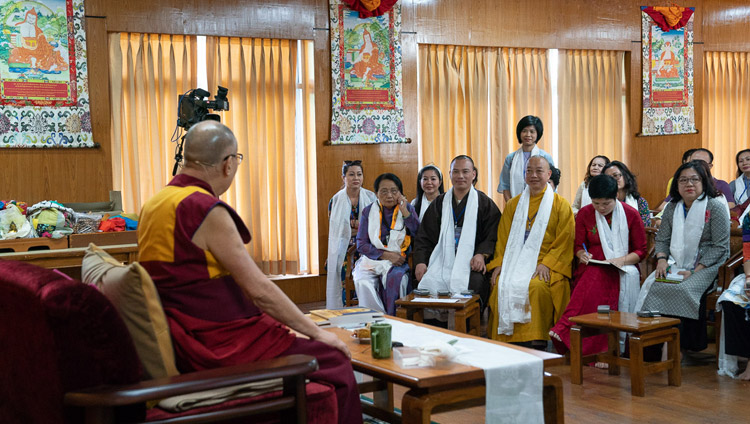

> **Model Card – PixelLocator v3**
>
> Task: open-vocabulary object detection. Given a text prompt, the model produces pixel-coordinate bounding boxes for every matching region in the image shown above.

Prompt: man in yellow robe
[488,156,574,347]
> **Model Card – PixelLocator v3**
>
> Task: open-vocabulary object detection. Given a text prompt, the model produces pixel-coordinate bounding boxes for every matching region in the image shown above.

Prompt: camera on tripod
[172,86,231,175]
[177,86,230,130]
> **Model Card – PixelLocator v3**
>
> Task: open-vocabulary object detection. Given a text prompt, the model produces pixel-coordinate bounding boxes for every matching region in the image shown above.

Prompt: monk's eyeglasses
[223,153,244,165]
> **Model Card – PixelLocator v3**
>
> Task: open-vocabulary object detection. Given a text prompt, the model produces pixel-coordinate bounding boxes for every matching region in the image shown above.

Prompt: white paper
[410,298,460,303]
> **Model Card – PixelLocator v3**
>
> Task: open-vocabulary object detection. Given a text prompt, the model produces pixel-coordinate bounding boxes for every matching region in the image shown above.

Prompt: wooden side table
[569,311,681,396]
[395,293,480,336]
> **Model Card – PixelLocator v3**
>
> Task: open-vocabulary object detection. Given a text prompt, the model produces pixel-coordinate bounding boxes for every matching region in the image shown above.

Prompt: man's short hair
[691,148,714,164]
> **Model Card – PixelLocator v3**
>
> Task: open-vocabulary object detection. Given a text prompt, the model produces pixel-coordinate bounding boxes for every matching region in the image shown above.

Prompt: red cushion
[0,261,144,423]
[145,381,337,423]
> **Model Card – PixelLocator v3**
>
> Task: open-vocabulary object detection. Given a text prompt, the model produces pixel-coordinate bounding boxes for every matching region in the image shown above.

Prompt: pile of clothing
[0,199,139,240]
[0,201,32,240]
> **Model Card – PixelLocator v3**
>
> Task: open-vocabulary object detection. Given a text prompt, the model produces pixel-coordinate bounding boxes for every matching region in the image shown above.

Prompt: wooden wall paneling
[626,1,705,208]
[313,26,419,272]
[0,16,112,204]
[703,0,750,51]
[88,0,316,40]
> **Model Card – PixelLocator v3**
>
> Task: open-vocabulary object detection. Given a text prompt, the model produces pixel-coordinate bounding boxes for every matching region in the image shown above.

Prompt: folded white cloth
[158,378,286,412]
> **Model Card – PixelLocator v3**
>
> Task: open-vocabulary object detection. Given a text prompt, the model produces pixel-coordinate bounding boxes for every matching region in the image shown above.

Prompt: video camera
[172,86,231,175]
[177,86,230,130]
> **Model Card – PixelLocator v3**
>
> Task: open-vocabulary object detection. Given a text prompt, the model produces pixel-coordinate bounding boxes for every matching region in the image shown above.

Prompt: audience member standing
[498,116,555,202]
[326,160,377,308]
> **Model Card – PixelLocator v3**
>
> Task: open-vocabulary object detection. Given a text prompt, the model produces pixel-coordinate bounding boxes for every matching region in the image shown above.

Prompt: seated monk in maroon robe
[138,121,362,424]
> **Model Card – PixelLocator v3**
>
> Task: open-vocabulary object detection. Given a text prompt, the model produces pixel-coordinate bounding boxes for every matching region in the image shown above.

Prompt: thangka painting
[0,0,93,147]
[329,0,406,144]
[640,6,696,136]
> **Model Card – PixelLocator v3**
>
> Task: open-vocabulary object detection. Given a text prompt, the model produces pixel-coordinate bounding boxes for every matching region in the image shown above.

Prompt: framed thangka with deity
[328,0,406,144]
[0,0,93,147]
[640,6,696,136]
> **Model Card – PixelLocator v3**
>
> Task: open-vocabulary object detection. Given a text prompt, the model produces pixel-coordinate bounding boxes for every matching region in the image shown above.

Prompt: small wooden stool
[569,311,681,396]
[395,293,480,335]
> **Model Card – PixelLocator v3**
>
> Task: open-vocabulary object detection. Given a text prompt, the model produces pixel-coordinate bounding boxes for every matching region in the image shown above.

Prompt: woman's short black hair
[669,160,719,202]
[374,173,403,194]
[515,115,544,144]
[342,160,363,176]
[602,161,641,199]
[584,155,610,184]
[736,149,750,177]
[588,174,618,199]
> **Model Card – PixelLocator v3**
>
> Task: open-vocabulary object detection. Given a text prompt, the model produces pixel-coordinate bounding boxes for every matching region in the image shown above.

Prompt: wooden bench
[569,311,681,396]
[0,244,139,271]
[395,293,481,336]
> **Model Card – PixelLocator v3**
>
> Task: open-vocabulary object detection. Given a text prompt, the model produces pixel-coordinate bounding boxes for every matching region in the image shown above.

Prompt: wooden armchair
[0,260,335,424]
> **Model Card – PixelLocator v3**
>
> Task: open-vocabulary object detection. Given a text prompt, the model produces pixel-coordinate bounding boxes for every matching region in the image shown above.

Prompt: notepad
[656,271,685,284]
[587,258,625,272]
[410,298,460,303]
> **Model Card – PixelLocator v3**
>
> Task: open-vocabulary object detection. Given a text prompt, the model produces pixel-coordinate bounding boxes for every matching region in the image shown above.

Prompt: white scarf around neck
[354,202,407,288]
[733,175,750,205]
[325,187,376,309]
[495,184,555,335]
[510,146,540,197]
[670,195,707,269]
[581,183,592,209]
[417,194,432,221]
[595,201,641,313]
[624,194,639,211]
[418,187,478,294]
[634,196,707,313]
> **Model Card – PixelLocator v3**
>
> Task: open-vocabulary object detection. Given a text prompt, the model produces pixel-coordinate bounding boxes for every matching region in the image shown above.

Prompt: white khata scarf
[595,201,641,313]
[418,187,478,294]
[733,176,750,205]
[581,184,592,209]
[495,184,554,335]
[635,195,707,312]
[354,202,408,288]
[509,146,540,197]
[416,194,432,221]
[325,187,376,309]
[624,194,639,212]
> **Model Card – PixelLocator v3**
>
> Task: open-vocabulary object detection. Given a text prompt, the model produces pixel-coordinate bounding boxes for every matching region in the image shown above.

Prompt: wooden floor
[298,302,750,423]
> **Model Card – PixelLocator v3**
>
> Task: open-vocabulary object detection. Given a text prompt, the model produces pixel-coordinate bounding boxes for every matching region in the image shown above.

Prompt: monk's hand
[313,328,351,359]
[398,194,410,216]
[532,264,550,283]
[655,258,668,279]
[415,263,427,281]
[491,266,501,286]
[470,254,486,273]
[381,251,405,266]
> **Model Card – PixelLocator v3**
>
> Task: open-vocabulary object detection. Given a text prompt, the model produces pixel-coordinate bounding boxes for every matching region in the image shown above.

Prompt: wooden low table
[395,293,481,335]
[569,311,681,396]
[329,316,564,424]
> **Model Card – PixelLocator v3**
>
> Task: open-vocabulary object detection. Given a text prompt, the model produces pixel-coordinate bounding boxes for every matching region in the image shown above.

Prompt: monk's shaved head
[527,155,551,171]
[183,121,237,166]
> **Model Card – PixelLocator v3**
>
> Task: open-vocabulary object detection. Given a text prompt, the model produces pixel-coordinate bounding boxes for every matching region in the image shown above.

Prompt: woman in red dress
[550,174,648,356]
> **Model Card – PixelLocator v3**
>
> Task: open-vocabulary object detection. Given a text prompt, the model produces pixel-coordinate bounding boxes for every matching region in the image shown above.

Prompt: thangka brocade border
[329,0,407,144]
[0,0,93,148]
[640,7,696,136]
